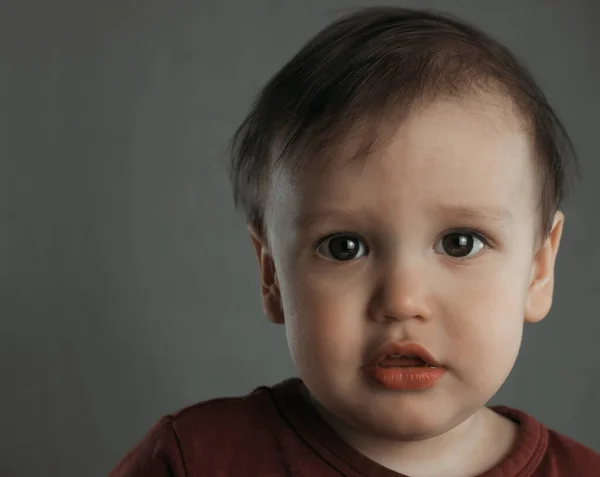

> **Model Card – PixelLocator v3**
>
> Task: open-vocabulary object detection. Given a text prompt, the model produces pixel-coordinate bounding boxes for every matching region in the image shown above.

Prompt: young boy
[109,7,600,477]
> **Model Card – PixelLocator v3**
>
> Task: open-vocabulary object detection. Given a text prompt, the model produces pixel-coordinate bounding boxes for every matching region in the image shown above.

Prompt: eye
[316,234,368,262]
[434,231,486,259]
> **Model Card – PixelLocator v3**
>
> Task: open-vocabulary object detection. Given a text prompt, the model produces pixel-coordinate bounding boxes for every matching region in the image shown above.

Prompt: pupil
[329,237,358,260]
[443,233,473,257]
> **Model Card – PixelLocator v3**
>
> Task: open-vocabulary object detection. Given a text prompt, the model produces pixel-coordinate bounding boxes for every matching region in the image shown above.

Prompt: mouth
[376,354,438,368]
[363,342,445,390]
[367,342,442,368]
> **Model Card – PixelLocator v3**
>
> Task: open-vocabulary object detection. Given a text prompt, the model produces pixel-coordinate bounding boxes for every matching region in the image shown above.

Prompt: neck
[306,393,518,477]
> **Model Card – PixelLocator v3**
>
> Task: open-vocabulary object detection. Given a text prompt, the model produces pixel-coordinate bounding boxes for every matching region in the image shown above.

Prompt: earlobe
[247,224,285,324]
[524,211,564,324]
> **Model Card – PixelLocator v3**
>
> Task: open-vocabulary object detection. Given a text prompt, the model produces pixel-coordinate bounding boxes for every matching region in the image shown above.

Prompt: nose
[368,259,433,323]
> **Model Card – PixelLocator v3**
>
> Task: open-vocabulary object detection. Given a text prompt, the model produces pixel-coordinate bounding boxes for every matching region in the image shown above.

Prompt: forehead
[268,96,537,227]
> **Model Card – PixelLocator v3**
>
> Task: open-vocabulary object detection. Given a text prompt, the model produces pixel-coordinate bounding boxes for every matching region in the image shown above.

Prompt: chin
[368,410,457,441]
[337,390,472,442]
[373,404,454,440]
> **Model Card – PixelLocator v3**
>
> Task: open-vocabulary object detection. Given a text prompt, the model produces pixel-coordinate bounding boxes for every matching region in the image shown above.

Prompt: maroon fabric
[109,378,600,476]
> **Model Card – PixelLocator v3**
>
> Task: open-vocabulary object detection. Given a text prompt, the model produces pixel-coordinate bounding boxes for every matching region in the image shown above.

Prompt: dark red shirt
[109,378,600,476]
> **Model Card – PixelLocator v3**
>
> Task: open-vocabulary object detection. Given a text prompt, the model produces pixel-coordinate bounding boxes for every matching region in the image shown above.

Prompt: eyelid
[314,231,364,249]
[435,228,493,262]
[314,232,370,261]
[445,227,495,248]
[312,228,494,262]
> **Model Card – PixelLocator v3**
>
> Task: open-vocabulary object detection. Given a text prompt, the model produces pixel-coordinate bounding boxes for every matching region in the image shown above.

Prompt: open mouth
[377,354,438,368]
[366,342,442,369]
[364,343,445,390]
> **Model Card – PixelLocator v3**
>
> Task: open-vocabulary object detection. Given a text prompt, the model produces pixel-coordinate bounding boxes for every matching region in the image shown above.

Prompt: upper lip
[366,342,442,367]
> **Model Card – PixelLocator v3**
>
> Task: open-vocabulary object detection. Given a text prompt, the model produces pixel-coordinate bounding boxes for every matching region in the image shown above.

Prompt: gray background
[0,0,598,476]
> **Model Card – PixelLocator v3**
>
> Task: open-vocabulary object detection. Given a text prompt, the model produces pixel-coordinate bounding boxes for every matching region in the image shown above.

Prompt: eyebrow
[293,210,359,229]
[436,204,513,223]
[293,204,512,229]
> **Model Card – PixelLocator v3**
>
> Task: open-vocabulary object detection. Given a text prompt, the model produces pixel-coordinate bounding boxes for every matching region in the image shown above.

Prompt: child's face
[252,95,563,440]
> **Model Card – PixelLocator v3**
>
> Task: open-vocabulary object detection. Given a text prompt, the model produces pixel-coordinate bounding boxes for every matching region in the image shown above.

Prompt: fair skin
[249,95,564,477]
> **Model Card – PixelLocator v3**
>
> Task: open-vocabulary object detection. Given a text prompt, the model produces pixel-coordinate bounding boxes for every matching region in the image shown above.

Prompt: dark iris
[442,233,474,257]
[328,236,360,261]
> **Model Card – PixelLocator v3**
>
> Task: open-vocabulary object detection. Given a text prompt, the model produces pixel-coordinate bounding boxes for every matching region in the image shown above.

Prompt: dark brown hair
[229,7,577,240]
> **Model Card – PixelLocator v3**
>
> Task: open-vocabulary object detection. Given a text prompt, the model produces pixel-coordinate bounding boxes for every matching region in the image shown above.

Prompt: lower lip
[364,366,445,390]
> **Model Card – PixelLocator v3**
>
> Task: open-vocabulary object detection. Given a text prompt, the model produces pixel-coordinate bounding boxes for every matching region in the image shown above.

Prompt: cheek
[279,268,367,371]
[444,261,530,383]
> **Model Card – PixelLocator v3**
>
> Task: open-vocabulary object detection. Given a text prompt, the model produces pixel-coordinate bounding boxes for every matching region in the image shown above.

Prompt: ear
[248,224,285,324]
[524,211,565,324]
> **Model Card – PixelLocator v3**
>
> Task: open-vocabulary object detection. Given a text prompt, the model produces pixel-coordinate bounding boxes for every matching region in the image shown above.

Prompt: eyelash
[314,228,495,262]
[313,232,367,253]
[442,227,494,262]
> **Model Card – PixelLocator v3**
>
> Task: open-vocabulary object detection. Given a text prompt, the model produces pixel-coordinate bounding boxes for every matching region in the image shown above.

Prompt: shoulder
[108,416,186,477]
[169,384,279,442]
[544,427,600,473]
[109,383,285,477]
[492,406,600,476]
